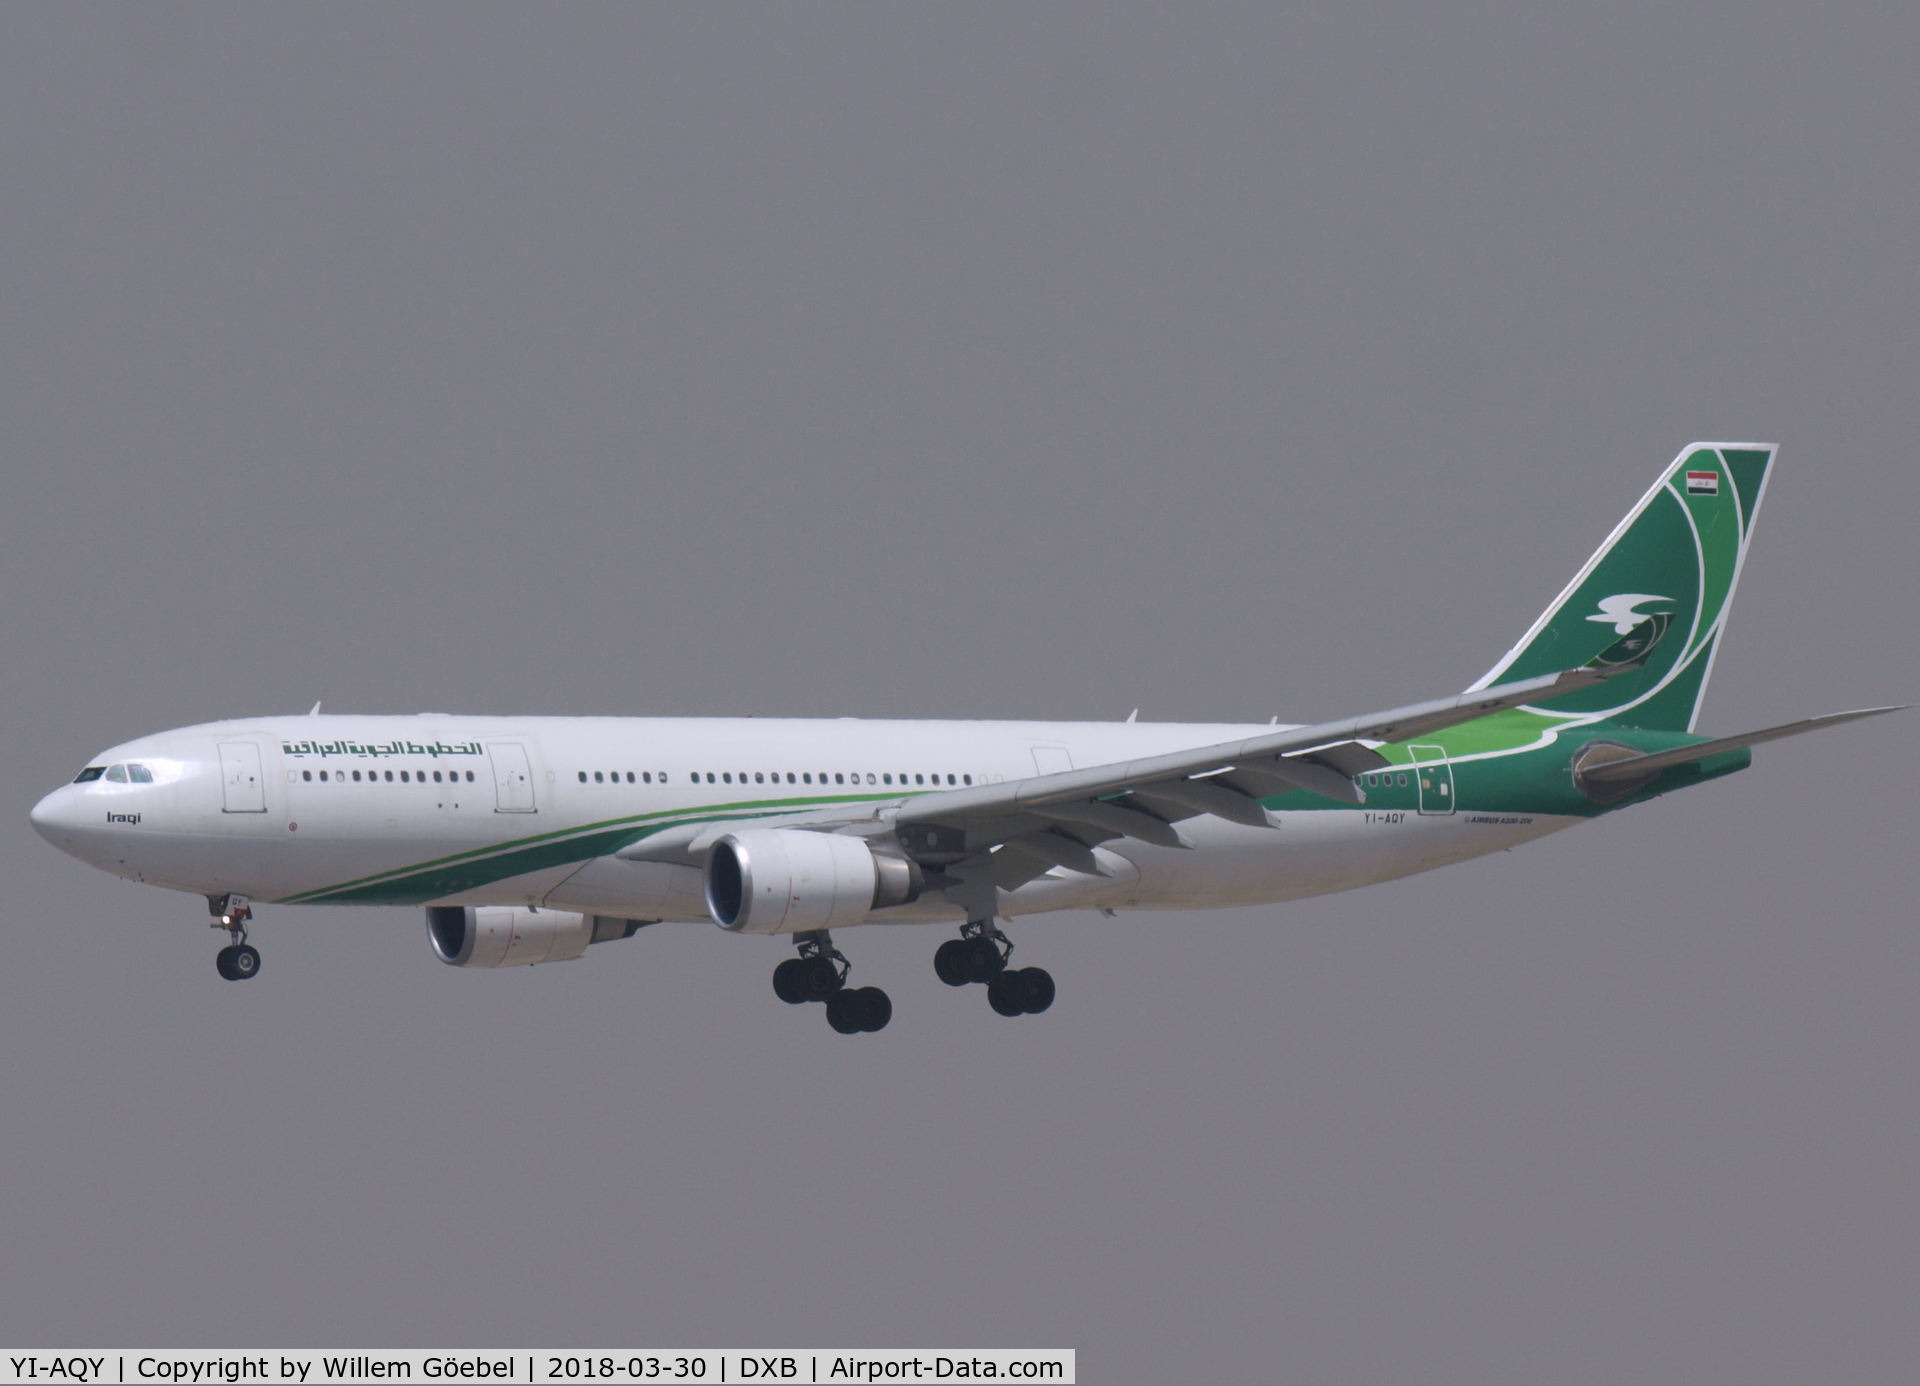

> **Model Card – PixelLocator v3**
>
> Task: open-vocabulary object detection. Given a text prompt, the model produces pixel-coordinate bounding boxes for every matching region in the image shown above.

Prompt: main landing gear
[208,894,260,981]
[773,930,891,1035]
[935,920,1054,1017]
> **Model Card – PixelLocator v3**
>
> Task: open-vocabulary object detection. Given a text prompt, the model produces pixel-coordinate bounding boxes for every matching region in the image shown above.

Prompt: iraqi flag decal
[1685,469,1720,495]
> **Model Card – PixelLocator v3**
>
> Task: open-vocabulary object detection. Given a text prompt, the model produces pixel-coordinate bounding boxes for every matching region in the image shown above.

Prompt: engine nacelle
[704,829,923,934]
[425,906,643,968]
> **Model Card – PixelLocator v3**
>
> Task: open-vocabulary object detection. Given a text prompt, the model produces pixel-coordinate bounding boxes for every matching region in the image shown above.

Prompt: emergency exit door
[1409,744,1455,815]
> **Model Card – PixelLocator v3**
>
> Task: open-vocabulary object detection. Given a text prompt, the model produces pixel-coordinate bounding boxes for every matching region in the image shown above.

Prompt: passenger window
[384,770,394,782]
[352,771,362,782]
[915,773,924,785]
[1397,773,1408,787]
[947,774,956,785]
[867,773,877,785]
[755,772,765,784]
[466,771,475,781]
[434,771,443,782]
[105,764,128,783]
[303,770,312,782]
[787,772,796,784]
[74,767,106,783]
[627,772,635,783]
[963,774,972,785]
[319,771,328,782]
[882,773,892,785]
[579,772,587,783]
[642,772,652,784]
[707,772,716,783]
[400,771,410,782]
[723,772,732,784]
[595,772,604,783]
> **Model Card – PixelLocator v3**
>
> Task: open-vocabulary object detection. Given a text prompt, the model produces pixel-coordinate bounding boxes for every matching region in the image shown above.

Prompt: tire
[799,956,841,1001]
[854,987,892,1032]
[215,945,240,981]
[986,970,1025,1017]
[772,958,806,1004]
[232,944,261,979]
[1016,967,1055,1014]
[825,990,863,1034]
[963,935,1004,980]
[934,939,970,987]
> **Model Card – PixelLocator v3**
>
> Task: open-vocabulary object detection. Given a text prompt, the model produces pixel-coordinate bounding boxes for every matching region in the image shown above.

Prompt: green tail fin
[1469,442,1777,732]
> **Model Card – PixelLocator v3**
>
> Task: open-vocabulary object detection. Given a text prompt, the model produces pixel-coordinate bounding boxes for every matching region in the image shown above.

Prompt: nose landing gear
[208,894,260,981]
[772,930,890,1033]
[935,919,1053,1016]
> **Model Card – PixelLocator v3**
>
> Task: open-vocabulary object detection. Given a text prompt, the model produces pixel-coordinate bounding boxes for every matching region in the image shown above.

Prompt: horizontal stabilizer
[1579,705,1906,784]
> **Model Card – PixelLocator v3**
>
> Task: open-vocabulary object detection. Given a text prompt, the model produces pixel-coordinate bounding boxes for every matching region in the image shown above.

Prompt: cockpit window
[128,763,154,783]
[104,764,128,783]
[74,766,105,783]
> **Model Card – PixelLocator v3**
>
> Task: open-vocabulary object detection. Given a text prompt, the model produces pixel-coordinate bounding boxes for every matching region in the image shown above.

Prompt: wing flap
[1029,798,1190,849]
[994,830,1112,882]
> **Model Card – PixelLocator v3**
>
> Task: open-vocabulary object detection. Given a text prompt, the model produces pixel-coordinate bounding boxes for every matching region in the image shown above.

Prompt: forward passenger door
[486,743,538,813]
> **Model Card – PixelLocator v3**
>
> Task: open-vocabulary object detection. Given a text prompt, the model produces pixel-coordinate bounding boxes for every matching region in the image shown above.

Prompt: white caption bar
[0,1353,1074,1386]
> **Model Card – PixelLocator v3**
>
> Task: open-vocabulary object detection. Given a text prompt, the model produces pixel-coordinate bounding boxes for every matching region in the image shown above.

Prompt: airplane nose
[29,787,76,849]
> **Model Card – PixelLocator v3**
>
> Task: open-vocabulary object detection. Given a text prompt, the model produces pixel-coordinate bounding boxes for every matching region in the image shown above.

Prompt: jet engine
[704,828,923,934]
[425,905,644,968]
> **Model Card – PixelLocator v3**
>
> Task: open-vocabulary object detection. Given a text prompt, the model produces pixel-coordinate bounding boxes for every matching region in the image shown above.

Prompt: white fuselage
[30,714,1572,929]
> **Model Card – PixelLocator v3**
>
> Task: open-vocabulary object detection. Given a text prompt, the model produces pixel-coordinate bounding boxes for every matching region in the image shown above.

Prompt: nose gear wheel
[208,894,260,982]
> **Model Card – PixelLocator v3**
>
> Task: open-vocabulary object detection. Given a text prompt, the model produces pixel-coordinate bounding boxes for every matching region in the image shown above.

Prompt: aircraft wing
[616,662,1630,886]
[889,665,1612,890]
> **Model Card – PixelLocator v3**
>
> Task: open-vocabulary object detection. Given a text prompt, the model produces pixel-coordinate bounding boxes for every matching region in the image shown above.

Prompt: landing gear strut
[772,930,890,1034]
[208,894,260,981]
[935,919,1053,1016]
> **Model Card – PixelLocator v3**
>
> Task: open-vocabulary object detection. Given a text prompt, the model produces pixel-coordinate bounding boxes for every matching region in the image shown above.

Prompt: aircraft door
[486,743,538,813]
[217,741,267,813]
[1410,744,1455,815]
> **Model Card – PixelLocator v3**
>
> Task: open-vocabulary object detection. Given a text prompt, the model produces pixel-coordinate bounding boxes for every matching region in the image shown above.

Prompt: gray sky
[3,4,1917,1380]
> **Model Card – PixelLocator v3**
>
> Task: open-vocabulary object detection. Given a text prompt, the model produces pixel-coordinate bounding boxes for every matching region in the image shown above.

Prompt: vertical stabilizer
[1469,442,1776,732]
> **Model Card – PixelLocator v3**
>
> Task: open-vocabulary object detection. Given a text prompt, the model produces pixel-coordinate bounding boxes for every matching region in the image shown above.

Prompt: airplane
[29,442,1900,1034]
